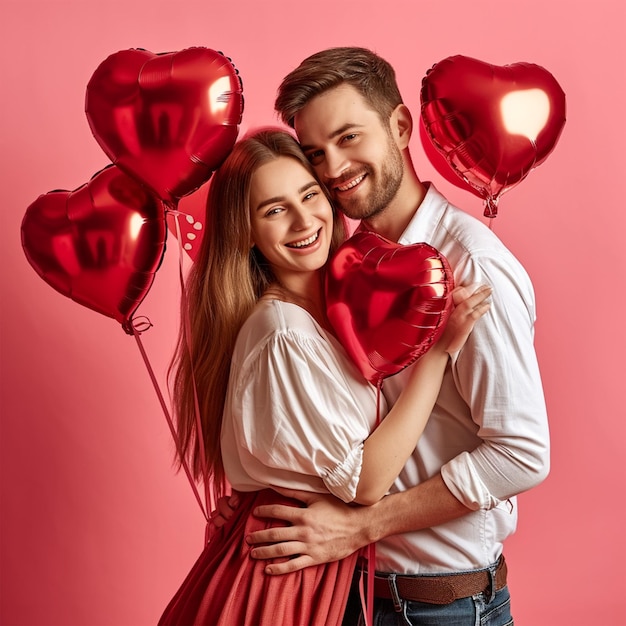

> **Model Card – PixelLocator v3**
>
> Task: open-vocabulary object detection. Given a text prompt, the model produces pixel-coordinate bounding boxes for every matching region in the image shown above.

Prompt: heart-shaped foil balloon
[420,55,566,217]
[85,47,244,205]
[325,231,454,386]
[21,165,167,333]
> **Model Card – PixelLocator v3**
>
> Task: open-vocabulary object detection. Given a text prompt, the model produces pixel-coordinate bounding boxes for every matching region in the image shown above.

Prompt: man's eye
[342,133,357,143]
[308,150,324,165]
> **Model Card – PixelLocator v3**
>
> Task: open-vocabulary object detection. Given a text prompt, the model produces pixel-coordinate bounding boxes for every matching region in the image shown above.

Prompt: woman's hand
[439,285,491,354]
[354,285,490,505]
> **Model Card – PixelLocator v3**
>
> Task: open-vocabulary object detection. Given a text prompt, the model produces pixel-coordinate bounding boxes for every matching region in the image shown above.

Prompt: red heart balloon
[85,47,244,205]
[325,231,454,386]
[420,55,566,217]
[21,165,167,333]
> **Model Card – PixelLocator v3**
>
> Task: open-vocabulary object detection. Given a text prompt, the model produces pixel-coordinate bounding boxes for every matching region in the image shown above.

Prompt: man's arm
[246,242,549,575]
[247,474,470,575]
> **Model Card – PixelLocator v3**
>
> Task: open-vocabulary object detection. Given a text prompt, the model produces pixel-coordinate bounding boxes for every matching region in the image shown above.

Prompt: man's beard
[332,139,404,221]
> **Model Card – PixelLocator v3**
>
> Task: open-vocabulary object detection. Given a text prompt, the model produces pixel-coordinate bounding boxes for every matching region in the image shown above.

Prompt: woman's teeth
[288,231,319,248]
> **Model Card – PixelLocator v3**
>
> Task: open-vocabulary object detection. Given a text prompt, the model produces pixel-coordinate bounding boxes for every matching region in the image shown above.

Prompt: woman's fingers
[444,285,492,354]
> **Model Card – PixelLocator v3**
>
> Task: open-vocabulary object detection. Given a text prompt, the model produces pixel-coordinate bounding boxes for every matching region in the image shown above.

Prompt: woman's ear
[390,104,413,150]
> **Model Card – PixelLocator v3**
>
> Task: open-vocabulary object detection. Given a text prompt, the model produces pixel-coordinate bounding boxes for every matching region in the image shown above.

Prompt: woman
[159,129,490,625]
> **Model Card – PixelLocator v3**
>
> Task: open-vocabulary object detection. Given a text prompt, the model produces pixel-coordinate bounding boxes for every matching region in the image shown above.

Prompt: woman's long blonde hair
[169,128,346,498]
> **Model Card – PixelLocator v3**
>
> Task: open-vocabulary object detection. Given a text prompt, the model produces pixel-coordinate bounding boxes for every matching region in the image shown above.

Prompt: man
[245,47,550,624]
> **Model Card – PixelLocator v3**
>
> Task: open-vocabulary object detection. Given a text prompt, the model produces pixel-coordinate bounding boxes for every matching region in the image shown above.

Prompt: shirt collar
[397,182,448,245]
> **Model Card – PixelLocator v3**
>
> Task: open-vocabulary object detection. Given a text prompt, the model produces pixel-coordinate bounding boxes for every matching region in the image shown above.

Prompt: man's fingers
[216,496,235,518]
[209,495,238,529]
[246,524,300,546]
[253,503,305,524]
[250,540,305,560]
[263,555,315,576]
[228,491,241,508]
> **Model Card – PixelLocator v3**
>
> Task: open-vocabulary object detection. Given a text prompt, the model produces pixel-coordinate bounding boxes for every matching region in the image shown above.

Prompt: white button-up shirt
[376,184,550,573]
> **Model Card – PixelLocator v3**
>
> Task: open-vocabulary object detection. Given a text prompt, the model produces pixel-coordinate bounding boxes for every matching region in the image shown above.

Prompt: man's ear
[391,104,413,149]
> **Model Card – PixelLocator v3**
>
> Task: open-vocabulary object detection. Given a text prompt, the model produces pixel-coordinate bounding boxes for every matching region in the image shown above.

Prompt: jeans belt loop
[486,562,497,603]
[387,573,403,613]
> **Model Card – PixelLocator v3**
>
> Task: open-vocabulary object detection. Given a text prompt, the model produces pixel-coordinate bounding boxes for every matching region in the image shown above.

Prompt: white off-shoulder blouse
[221,299,386,504]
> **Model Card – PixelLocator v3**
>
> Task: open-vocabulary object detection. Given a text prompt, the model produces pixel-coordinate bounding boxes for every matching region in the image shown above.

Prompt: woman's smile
[286,229,321,249]
[249,156,334,290]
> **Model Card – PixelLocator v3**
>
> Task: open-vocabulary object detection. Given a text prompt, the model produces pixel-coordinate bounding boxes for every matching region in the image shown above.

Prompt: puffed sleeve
[229,328,374,503]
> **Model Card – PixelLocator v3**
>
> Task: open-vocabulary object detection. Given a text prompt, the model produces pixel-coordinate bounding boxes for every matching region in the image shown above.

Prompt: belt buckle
[387,573,403,613]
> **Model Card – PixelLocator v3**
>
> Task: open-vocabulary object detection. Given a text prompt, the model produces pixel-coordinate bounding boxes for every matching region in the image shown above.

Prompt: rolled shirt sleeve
[440,246,550,509]
[359,184,551,572]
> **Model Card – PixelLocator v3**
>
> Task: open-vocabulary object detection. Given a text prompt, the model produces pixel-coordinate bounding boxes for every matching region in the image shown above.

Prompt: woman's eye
[265,207,283,217]
[303,191,318,201]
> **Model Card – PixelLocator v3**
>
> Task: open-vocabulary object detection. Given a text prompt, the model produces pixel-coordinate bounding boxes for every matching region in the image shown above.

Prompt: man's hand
[246,488,373,575]
[211,491,241,528]
[207,491,241,542]
[246,476,471,575]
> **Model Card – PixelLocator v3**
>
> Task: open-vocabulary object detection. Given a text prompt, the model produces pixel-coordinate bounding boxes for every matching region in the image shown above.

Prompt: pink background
[1,1,625,624]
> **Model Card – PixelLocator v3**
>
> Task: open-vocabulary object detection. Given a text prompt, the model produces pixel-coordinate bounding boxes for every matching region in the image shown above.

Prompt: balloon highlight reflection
[86,47,244,205]
[21,166,167,333]
[326,232,455,386]
[420,55,566,217]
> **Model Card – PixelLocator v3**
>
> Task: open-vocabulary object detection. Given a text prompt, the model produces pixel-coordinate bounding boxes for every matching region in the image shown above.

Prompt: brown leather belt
[373,555,507,606]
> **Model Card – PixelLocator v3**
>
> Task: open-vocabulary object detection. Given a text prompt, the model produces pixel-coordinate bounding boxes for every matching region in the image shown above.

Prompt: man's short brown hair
[275,47,403,128]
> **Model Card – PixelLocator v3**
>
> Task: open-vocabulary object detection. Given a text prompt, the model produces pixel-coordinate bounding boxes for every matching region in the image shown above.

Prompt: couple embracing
[159,47,549,626]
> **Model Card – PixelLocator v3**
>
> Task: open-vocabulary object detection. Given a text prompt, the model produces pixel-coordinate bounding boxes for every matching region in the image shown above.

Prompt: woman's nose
[291,205,314,230]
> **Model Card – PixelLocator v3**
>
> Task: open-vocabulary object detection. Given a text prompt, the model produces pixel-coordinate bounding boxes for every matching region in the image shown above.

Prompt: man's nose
[322,148,349,181]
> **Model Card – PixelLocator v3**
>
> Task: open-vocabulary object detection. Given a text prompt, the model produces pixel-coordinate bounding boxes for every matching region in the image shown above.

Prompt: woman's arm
[353,285,490,504]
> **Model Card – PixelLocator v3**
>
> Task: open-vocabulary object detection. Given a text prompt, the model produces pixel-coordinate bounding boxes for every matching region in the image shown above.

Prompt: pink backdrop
[1,1,625,624]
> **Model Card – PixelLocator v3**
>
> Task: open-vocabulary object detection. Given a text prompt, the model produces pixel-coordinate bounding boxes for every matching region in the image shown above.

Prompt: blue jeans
[342,580,513,626]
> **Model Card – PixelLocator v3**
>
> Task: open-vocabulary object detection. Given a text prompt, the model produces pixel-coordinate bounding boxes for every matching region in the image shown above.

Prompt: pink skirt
[158,489,358,626]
